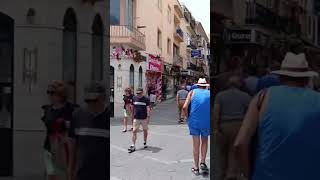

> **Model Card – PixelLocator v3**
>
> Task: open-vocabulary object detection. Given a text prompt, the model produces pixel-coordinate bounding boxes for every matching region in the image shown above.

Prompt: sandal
[200,163,209,173]
[191,167,200,176]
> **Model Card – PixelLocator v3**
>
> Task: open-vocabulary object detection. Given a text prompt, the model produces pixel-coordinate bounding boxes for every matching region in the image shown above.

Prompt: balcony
[174,27,184,42]
[110,25,146,50]
[174,2,184,18]
[173,54,183,67]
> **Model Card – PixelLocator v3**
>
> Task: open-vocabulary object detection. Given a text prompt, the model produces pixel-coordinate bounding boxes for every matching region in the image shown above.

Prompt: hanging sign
[146,54,162,72]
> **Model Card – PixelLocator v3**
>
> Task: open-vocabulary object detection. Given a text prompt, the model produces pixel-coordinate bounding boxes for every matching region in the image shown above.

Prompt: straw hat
[272,52,318,77]
[196,78,210,87]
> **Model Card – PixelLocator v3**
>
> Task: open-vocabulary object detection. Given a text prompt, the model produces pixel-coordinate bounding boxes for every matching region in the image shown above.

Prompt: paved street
[110,99,210,180]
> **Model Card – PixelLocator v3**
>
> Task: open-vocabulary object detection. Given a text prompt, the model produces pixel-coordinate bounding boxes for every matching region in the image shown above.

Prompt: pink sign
[147,55,162,72]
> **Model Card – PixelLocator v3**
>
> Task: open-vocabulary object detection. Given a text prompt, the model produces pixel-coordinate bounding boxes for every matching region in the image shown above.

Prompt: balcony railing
[173,54,183,67]
[110,25,146,50]
[176,28,184,39]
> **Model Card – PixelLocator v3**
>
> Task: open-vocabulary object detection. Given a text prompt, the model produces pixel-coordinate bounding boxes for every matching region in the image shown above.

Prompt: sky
[179,0,210,36]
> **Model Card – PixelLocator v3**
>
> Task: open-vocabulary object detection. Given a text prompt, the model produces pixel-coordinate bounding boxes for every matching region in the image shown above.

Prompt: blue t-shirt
[256,74,280,92]
[132,96,150,120]
[191,84,198,90]
[252,86,320,180]
[188,88,210,129]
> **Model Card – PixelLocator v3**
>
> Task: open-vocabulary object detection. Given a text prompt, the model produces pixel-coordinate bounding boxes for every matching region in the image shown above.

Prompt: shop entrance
[0,12,14,176]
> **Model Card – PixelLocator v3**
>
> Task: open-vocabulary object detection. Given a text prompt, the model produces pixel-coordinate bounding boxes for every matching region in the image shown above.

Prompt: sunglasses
[47,90,56,95]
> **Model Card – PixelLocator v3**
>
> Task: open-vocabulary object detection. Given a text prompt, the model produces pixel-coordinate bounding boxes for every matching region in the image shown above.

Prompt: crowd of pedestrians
[214,52,320,180]
[42,81,109,180]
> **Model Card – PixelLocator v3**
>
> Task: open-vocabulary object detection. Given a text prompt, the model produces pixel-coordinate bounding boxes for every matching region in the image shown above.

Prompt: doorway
[0,12,14,176]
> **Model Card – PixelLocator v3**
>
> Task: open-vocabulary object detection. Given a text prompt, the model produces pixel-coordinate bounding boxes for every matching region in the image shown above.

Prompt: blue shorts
[189,127,210,137]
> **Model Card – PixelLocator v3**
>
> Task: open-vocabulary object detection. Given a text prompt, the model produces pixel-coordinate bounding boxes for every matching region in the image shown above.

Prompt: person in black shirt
[68,82,109,180]
[128,88,151,153]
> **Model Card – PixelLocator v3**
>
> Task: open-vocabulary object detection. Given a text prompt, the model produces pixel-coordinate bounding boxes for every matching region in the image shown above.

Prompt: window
[126,0,133,28]
[63,8,77,103]
[167,6,171,23]
[110,0,120,25]
[129,65,135,90]
[157,29,162,49]
[158,0,162,11]
[167,38,171,54]
[92,14,104,81]
[173,44,179,56]
[138,66,143,88]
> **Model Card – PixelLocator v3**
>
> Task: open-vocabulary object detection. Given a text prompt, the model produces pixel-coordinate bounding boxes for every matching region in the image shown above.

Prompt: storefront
[162,63,175,100]
[224,27,270,72]
[145,54,162,102]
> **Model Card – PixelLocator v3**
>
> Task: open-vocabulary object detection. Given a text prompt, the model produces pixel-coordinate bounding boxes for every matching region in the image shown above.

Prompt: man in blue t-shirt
[128,88,151,153]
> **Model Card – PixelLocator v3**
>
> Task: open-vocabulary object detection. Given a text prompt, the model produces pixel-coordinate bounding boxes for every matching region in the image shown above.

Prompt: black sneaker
[128,145,135,153]
[143,142,148,148]
[200,163,209,174]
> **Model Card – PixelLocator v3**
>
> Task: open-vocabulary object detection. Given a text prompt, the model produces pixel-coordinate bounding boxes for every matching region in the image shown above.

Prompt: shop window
[92,14,104,81]
[130,64,135,90]
[139,66,143,88]
[63,8,77,103]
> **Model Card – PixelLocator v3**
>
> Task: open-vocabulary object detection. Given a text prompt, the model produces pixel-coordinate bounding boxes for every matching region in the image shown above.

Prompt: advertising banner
[146,54,162,72]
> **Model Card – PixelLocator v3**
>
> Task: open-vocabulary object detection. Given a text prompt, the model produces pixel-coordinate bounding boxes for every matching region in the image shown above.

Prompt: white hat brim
[196,83,210,87]
[271,70,319,77]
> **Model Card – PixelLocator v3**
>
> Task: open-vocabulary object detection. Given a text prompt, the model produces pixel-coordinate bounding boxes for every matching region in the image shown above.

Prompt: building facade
[0,0,108,177]
[110,0,146,118]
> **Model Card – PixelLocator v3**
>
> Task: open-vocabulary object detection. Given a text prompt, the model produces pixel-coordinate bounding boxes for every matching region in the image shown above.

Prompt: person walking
[234,52,320,180]
[213,76,251,180]
[123,88,133,132]
[41,80,79,180]
[149,90,157,110]
[176,85,188,124]
[256,62,281,92]
[244,65,259,96]
[68,82,109,180]
[183,78,210,176]
[128,88,151,153]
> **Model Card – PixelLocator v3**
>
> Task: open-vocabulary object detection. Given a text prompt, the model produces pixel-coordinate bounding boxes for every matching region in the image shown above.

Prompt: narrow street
[110,99,210,180]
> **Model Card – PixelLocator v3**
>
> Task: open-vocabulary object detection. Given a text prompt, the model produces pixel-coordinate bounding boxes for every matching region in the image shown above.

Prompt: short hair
[226,76,242,89]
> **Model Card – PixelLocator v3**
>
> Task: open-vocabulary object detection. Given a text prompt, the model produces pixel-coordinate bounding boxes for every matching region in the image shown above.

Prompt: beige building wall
[137,0,175,64]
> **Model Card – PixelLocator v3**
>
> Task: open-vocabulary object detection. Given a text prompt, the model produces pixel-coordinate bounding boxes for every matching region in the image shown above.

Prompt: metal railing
[173,54,183,67]
[110,25,146,45]
[176,27,184,39]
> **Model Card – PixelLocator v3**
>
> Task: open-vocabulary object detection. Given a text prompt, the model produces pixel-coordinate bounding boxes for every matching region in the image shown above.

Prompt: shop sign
[191,50,201,58]
[147,54,162,72]
[227,29,252,43]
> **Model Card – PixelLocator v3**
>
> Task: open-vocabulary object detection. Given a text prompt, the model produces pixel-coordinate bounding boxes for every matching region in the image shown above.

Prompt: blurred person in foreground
[213,76,251,180]
[176,85,188,124]
[68,82,109,180]
[41,80,79,180]
[234,52,320,180]
[183,78,210,176]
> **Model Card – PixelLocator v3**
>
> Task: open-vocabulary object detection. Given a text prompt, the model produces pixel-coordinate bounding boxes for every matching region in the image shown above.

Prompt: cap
[136,87,143,94]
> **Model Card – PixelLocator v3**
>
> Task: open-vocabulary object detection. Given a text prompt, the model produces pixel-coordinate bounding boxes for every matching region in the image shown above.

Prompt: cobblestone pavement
[110,99,211,180]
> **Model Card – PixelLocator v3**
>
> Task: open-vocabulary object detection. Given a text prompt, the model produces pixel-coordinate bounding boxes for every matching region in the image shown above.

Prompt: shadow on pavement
[137,146,163,153]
